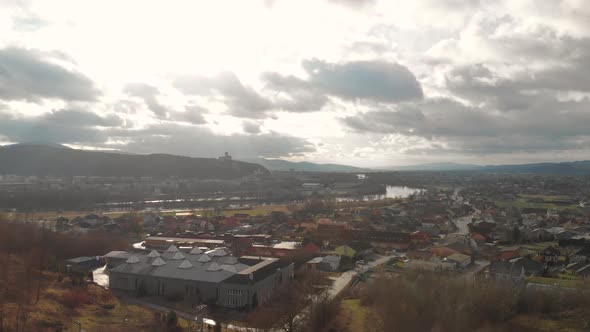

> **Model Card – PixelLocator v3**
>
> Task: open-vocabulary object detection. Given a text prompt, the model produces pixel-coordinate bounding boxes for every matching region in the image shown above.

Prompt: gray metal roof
[109,250,250,283]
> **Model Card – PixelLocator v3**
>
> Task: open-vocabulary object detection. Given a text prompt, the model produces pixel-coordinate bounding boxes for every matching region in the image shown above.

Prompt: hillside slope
[243,158,367,172]
[0,144,268,178]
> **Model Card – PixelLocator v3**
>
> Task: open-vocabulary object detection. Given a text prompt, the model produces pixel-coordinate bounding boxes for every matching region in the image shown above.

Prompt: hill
[481,160,590,175]
[243,158,367,172]
[386,162,481,171]
[385,161,590,175]
[0,144,268,178]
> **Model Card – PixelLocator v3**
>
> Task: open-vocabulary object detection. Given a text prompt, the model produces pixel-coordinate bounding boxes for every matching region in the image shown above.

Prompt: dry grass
[2,274,169,332]
[336,299,382,332]
[357,272,590,332]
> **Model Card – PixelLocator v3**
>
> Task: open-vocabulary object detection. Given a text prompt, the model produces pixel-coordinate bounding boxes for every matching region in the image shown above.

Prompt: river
[336,185,424,202]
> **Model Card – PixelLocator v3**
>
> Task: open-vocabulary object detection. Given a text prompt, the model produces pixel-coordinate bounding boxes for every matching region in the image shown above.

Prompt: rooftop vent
[207,262,222,271]
[166,245,179,253]
[190,247,202,255]
[152,257,166,266]
[178,260,193,269]
[171,252,185,260]
[126,255,140,264]
[147,250,161,258]
[198,254,212,263]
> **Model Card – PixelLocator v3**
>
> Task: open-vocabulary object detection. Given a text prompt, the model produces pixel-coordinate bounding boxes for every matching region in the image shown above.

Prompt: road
[328,255,394,299]
[452,215,473,235]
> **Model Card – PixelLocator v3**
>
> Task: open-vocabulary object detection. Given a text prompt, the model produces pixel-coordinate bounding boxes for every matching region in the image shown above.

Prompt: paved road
[452,215,473,235]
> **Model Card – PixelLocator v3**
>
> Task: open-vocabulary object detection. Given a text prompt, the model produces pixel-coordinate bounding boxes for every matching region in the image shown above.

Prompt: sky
[1,0,590,167]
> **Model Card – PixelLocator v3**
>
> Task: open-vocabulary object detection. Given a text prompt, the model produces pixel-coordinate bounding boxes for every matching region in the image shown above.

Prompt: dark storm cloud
[263,59,423,112]
[123,83,169,118]
[173,72,273,118]
[0,47,100,102]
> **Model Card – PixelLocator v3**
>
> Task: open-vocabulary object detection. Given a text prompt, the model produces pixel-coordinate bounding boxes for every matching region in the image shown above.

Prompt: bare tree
[247,271,332,332]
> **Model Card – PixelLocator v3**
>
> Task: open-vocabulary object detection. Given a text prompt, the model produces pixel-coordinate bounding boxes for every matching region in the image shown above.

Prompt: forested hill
[0,144,268,178]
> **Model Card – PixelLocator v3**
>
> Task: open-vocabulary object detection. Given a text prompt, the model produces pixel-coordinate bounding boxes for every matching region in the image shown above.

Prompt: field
[527,276,588,289]
[2,272,190,332]
[1,203,293,221]
[326,299,382,332]
[494,194,579,210]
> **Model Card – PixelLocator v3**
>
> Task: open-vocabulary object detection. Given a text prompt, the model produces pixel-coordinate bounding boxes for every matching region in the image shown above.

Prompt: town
[3,170,590,331]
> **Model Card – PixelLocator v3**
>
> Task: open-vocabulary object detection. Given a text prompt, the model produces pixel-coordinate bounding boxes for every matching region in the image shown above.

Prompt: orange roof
[430,246,459,258]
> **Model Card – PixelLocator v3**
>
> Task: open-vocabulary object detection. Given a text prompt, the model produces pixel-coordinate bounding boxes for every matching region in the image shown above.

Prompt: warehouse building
[106,245,293,309]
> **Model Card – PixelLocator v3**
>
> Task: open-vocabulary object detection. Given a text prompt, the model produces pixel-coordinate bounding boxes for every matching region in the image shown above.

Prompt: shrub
[61,289,92,309]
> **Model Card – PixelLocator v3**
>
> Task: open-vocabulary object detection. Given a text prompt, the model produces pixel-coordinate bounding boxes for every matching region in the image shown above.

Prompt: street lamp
[194,304,207,332]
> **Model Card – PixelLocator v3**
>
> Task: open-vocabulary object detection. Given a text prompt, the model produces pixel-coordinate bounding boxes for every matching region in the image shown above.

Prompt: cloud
[0,109,122,144]
[243,121,261,134]
[108,123,315,159]
[181,105,208,124]
[0,110,313,159]
[123,83,169,118]
[173,72,273,118]
[262,72,328,111]
[326,0,376,8]
[0,47,100,102]
[343,97,590,154]
[263,59,423,111]
[303,59,423,102]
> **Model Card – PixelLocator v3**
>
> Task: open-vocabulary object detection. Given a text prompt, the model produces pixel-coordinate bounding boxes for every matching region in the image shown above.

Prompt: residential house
[497,246,521,261]
[445,253,471,269]
[66,256,103,271]
[538,246,560,264]
[576,265,590,278]
[489,257,543,283]
[306,255,341,272]
[571,246,590,264]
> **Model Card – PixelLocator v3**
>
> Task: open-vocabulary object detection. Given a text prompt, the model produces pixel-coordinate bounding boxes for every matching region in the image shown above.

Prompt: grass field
[332,299,382,332]
[3,273,191,332]
[494,198,579,210]
[528,276,588,289]
[2,203,293,221]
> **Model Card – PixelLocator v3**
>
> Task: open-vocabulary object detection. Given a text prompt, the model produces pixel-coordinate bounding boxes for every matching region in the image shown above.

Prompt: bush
[61,289,92,309]
[360,272,590,332]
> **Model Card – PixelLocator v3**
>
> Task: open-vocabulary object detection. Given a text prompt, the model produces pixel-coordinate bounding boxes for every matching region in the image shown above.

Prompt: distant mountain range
[385,161,590,175]
[386,162,482,171]
[242,158,368,173]
[0,144,268,178]
[3,143,589,176]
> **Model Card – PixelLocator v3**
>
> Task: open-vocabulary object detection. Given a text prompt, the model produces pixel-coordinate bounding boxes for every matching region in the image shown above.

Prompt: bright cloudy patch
[1,0,590,166]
